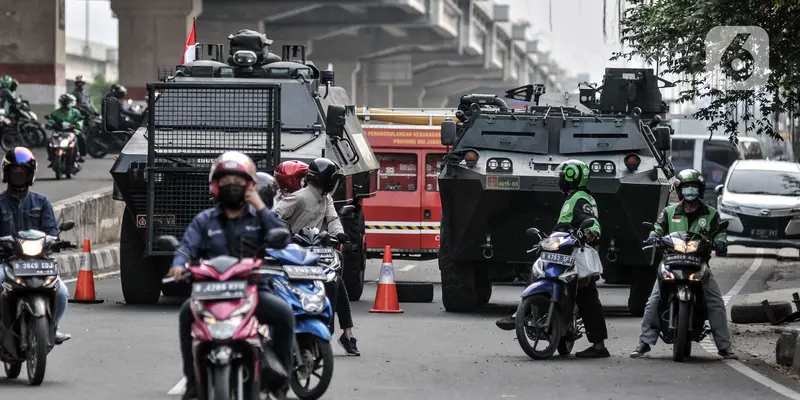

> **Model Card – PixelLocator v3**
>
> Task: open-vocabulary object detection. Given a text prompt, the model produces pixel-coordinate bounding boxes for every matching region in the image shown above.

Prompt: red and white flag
[182,19,197,64]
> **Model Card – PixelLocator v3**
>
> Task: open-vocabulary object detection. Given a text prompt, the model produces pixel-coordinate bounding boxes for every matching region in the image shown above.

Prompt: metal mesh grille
[150,172,215,248]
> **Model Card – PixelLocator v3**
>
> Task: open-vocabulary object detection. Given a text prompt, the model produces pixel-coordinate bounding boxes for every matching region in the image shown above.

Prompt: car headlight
[719,202,741,215]
[20,239,43,256]
[672,238,686,253]
[539,238,560,251]
[659,263,675,280]
[59,139,70,148]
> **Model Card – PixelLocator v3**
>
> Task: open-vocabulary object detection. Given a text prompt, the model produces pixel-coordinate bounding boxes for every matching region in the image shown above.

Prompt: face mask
[681,187,700,201]
[217,183,246,209]
[8,171,28,192]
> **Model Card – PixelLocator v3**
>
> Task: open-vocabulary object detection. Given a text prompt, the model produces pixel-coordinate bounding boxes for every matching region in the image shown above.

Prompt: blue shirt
[0,190,58,237]
[171,205,288,268]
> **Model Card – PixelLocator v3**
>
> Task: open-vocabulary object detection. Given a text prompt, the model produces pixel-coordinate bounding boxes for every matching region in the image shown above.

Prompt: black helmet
[2,147,37,186]
[114,85,127,99]
[555,159,591,195]
[256,172,278,209]
[58,93,75,108]
[675,169,706,200]
[306,158,344,194]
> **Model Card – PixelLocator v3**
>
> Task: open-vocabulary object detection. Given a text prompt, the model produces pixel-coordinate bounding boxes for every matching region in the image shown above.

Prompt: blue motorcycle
[260,235,334,400]
[515,218,596,360]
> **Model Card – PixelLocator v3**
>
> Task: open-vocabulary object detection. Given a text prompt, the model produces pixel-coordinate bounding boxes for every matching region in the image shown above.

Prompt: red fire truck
[357,108,455,259]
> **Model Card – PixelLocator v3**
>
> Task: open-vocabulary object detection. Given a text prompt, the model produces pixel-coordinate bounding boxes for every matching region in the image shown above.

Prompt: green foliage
[611,0,800,140]
[87,73,116,110]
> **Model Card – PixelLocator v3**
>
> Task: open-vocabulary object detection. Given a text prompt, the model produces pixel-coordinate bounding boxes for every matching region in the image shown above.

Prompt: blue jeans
[0,268,68,328]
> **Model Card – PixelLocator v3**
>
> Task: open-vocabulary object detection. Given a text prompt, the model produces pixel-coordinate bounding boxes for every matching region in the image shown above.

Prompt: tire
[212,364,232,400]
[120,207,164,305]
[730,301,793,324]
[515,295,562,360]
[63,156,71,179]
[86,134,108,159]
[395,282,434,303]
[684,339,692,357]
[475,266,492,306]
[558,304,579,356]
[290,335,334,400]
[440,261,477,312]
[4,361,21,379]
[0,132,18,152]
[673,300,690,362]
[26,316,49,386]
[54,155,61,180]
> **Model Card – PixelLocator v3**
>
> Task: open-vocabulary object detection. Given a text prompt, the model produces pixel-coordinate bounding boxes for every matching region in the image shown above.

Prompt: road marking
[399,264,417,272]
[167,377,186,396]
[62,271,120,284]
[699,249,800,400]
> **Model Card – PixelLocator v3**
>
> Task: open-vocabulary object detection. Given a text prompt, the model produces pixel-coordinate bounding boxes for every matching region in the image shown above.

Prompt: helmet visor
[13,147,35,165]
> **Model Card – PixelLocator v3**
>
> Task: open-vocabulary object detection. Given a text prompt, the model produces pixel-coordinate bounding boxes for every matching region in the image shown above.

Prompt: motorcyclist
[0,147,71,344]
[166,151,294,400]
[274,160,308,203]
[71,75,97,116]
[273,158,362,356]
[495,159,610,358]
[256,171,278,209]
[46,94,86,165]
[106,84,140,120]
[0,76,20,116]
[630,169,738,359]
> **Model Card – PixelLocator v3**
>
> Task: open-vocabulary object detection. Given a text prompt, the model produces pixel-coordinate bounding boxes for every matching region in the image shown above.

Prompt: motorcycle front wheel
[515,294,562,360]
[290,335,334,400]
[54,155,62,180]
[4,361,22,379]
[26,316,49,385]
[673,300,691,362]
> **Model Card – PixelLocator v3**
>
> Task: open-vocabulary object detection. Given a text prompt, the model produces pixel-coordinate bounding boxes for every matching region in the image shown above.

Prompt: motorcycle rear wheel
[515,294,562,360]
[4,361,22,379]
[86,135,108,159]
[26,316,49,386]
[1,132,19,152]
[673,300,691,362]
[290,335,334,400]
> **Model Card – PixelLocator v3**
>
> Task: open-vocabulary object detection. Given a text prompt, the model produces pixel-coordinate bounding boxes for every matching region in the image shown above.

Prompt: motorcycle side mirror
[525,227,541,239]
[266,228,291,249]
[718,220,730,231]
[101,97,121,133]
[317,230,331,244]
[579,218,596,230]
[0,237,15,253]
[715,184,724,196]
[338,205,355,217]
[642,222,655,230]
[155,235,180,252]
[58,220,75,232]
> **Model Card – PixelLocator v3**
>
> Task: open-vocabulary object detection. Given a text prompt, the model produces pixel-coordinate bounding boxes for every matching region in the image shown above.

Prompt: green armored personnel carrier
[436,68,676,315]
[102,29,379,305]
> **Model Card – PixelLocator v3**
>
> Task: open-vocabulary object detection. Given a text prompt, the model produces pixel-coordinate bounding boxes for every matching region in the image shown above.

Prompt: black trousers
[178,291,295,384]
[324,277,354,335]
[576,278,608,343]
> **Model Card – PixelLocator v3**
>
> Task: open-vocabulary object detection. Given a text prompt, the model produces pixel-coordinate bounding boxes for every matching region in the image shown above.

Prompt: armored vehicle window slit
[377,154,418,192]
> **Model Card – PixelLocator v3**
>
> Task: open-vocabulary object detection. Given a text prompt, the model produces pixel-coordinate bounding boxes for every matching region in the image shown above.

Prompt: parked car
[715,159,800,249]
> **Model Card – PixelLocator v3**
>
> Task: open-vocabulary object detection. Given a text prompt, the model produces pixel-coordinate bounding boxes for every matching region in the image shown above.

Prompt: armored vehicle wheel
[475,266,492,306]
[120,207,166,305]
[440,261,478,312]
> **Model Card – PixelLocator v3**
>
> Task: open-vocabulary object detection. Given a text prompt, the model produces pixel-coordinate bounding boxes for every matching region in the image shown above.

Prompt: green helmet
[676,169,705,200]
[556,159,590,195]
[0,75,11,89]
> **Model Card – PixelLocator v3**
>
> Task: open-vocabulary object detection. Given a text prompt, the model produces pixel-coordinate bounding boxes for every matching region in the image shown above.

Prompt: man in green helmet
[496,159,610,358]
[630,169,737,359]
[46,94,86,165]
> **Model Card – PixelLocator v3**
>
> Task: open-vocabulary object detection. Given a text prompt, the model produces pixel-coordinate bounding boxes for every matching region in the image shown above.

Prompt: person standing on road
[495,159,611,358]
[0,147,71,344]
[630,169,738,359]
[166,151,294,400]
[273,158,362,356]
[71,75,97,116]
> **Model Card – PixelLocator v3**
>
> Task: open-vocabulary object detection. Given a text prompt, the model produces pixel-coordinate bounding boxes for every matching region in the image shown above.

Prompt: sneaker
[495,316,515,331]
[630,342,651,358]
[576,345,611,358]
[337,334,360,356]
[719,348,739,359]
[54,331,71,345]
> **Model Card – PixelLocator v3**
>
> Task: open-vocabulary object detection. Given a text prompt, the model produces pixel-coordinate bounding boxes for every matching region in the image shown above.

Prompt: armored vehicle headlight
[501,160,512,170]
[603,162,615,173]
[590,162,601,173]
[232,50,257,66]
[488,160,498,169]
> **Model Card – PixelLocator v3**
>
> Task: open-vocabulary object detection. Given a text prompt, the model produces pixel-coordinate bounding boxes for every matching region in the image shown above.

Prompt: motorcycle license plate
[539,252,575,266]
[10,260,58,277]
[191,280,248,300]
[283,265,327,281]
[664,254,703,264]
[308,247,334,255]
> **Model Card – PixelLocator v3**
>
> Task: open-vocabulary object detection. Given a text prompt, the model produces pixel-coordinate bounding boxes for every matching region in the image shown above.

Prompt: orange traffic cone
[369,245,403,313]
[68,239,104,304]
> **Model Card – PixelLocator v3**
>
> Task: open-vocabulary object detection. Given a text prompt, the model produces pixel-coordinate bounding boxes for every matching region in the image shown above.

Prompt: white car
[715,159,800,249]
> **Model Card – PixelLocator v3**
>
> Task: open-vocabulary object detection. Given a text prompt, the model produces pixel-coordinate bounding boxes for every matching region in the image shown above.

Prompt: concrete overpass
[0,0,566,115]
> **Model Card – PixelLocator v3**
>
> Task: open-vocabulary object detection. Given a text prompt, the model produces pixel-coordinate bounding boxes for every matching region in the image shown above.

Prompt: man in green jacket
[46,94,86,165]
[630,169,737,359]
[496,159,610,358]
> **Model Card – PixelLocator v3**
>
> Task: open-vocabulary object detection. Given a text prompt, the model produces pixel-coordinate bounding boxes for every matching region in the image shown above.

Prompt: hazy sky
[66,0,630,82]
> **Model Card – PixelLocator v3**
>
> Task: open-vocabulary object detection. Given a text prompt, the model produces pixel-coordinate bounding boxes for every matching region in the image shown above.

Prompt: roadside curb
[54,244,121,281]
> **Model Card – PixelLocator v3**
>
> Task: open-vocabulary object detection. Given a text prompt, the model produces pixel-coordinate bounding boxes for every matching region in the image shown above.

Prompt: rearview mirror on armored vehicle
[525,227,541,239]
[580,218,596,230]
[325,105,346,138]
[715,184,724,196]
[339,205,355,217]
[156,235,180,252]
[440,118,457,146]
[102,97,121,133]
[653,126,671,151]
[266,228,291,249]
[58,220,75,232]
[642,222,655,230]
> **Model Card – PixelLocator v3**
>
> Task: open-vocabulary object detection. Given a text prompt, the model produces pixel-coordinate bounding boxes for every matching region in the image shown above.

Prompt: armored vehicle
[102,29,379,305]
[436,68,676,315]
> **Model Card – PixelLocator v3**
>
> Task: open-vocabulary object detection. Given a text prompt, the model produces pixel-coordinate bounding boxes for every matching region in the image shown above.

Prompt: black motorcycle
[0,221,77,385]
[641,220,729,362]
[47,121,82,180]
[85,101,139,159]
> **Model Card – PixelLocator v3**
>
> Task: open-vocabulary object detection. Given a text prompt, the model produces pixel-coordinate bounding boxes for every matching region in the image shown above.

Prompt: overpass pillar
[0,0,66,116]
[111,0,202,100]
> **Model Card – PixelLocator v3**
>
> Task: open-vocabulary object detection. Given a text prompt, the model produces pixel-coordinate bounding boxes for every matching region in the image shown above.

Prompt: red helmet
[275,160,309,193]
[208,151,257,199]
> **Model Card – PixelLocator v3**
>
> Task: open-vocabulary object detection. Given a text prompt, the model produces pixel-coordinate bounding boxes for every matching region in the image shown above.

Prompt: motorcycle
[83,105,130,159]
[13,99,48,147]
[514,218,597,360]
[0,220,77,385]
[0,110,17,151]
[641,220,729,362]
[47,121,82,180]
[158,228,329,400]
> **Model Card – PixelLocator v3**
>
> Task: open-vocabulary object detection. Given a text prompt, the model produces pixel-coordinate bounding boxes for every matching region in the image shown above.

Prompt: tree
[87,73,117,110]
[611,0,800,141]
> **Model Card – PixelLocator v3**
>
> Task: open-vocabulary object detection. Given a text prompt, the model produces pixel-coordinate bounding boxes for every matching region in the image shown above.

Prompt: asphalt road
[29,148,115,202]
[3,246,800,399]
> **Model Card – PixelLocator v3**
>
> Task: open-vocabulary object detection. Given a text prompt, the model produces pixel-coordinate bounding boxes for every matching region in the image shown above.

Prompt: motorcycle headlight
[202,313,242,340]
[20,238,44,256]
[539,238,560,251]
[685,240,699,253]
[59,139,69,148]
[291,281,326,314]
[672,239,686,253]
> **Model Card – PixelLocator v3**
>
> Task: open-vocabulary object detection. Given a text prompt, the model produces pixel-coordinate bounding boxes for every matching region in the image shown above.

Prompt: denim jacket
[0,190,58,237]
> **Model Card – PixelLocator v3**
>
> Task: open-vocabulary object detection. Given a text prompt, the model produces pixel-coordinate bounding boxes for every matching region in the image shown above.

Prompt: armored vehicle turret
[102,29,378,305]
[436,68,676,315]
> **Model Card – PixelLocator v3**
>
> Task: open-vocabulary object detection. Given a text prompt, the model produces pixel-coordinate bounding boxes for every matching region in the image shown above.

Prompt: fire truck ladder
[356,107,458,126]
